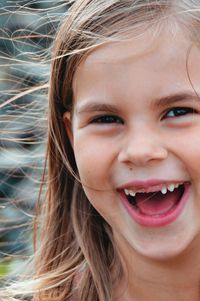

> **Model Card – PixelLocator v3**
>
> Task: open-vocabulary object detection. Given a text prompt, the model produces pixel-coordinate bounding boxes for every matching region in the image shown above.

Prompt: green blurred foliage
[0,262,10,278]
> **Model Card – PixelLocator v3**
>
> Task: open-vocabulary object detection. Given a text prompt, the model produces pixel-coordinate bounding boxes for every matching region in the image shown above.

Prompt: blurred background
[0,0,68,278]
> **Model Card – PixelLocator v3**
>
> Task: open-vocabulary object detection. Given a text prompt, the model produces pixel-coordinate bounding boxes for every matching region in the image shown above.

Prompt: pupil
[175,108,185,116]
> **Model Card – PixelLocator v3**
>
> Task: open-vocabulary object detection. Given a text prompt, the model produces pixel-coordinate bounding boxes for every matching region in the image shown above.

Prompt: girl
[2,0,200,300]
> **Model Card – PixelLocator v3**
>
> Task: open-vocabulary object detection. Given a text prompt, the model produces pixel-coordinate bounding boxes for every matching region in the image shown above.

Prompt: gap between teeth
[124,183,182,197]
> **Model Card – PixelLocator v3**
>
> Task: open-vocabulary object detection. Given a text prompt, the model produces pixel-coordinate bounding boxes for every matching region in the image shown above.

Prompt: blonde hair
[1,1,200,300]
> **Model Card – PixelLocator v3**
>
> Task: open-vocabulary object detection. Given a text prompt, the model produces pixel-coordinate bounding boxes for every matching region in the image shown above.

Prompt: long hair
[1,1,200,300]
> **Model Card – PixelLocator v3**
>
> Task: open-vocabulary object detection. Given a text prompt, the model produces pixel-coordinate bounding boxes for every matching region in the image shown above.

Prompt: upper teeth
[124,183,182,196]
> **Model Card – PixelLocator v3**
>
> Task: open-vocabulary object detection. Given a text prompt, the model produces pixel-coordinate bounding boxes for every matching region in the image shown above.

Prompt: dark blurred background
[0,0,68,278]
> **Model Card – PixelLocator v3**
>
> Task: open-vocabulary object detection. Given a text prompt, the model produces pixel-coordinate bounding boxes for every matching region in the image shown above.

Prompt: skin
[64,27,200,300]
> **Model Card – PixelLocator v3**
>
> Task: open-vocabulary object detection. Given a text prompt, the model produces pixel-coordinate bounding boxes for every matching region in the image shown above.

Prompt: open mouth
[120,182,190,227]
[126,183,185,216]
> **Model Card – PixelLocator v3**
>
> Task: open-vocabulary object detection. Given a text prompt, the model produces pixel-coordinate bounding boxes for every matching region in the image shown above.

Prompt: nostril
[118,141,168,166]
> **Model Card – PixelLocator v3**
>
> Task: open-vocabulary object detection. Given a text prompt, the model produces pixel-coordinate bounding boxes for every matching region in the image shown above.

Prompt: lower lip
[120,183,191,227]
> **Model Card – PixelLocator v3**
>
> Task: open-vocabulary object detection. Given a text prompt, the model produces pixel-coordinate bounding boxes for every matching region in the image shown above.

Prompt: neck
[113,233,200,301]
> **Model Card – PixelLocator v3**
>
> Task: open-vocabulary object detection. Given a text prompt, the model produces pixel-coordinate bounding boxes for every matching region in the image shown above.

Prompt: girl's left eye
[90,115,123,124]
[163,107,196,119]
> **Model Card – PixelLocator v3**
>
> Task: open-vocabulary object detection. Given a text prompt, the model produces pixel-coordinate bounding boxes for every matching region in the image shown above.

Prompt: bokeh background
[0,0,68,278]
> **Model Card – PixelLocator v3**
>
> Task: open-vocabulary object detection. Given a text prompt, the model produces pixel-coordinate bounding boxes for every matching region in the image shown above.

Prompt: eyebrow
[76,91,200,115]
[76,102,120,115]
[152,92,200,109]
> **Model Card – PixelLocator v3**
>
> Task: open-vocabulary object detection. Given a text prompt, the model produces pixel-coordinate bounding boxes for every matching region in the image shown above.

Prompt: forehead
[72,27,200,103]
[75,27,189,67]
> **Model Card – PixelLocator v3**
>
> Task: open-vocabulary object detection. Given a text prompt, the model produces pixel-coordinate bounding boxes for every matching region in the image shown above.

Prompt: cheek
[170,129,200,177]
[73,139,119,218]
[73,136,115,190]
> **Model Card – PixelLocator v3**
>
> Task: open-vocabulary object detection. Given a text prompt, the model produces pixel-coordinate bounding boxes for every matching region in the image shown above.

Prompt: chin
[136,246,186,261]
[131,230,198,262]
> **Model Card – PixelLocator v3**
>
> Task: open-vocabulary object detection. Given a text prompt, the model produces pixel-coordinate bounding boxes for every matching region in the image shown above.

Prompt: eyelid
[161,106,198,120]
[90,114,123,124]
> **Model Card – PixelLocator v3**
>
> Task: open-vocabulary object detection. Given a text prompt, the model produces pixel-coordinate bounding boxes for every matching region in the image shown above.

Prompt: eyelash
[162,107,197,119]
[90,115,124,124]
[90,107,197,124]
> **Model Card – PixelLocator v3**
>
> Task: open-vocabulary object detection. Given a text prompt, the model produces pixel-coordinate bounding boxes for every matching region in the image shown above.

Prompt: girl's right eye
[90,115,124,124]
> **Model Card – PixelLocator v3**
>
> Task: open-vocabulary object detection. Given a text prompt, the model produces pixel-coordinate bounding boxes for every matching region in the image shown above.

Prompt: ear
[63,111,74,147]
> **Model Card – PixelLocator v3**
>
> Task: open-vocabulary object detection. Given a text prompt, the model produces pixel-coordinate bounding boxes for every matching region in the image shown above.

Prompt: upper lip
[117,179,188,192]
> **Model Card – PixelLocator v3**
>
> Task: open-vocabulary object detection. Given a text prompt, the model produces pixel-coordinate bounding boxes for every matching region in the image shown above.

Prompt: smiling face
[66,27,200,261]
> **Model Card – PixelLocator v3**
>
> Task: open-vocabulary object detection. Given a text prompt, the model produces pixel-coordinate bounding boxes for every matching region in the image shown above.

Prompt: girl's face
[67,28,200,261]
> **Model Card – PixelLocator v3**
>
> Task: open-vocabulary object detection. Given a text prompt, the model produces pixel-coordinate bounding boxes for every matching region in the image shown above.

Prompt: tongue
[136,188,182,216]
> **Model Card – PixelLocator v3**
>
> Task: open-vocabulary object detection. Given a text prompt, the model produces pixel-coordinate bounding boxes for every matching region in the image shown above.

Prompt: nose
[118,125,168,167]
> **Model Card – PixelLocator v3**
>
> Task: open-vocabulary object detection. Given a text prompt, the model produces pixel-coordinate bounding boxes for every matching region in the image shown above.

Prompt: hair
[1,0,200,300]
